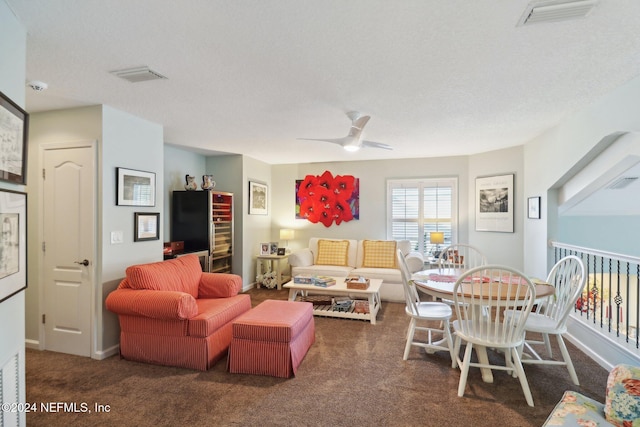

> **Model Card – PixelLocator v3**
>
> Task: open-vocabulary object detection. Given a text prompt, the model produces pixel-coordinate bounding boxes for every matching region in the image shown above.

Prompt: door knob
[75,259,89,266]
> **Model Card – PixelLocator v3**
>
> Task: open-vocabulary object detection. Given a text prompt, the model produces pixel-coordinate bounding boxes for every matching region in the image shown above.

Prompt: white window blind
[387,177,458,256]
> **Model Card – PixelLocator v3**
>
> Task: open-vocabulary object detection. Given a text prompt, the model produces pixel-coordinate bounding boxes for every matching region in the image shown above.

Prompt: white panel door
[43,143,95,357]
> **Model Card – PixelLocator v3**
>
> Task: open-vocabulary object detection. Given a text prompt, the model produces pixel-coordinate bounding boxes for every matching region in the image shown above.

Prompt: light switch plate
[111,230,123,244]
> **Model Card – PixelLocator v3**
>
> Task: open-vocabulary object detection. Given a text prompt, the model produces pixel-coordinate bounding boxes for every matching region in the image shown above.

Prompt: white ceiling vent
[110,66,167,83]
[606,176,638,190]
[518,0,597,26]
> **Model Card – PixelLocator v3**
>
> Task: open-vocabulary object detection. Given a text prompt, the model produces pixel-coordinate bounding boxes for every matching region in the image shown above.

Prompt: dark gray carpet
[25,287,608,426]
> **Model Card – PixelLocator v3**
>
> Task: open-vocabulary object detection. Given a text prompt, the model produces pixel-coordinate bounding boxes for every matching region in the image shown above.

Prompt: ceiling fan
[298,111,392,152]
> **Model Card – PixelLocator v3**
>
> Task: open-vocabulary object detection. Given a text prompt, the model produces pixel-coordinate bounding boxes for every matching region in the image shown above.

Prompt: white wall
[100,105,163,353]
[468,145,525,270]
[270,155,477,254]
[524,76,640,278]
[241,156,272,287]
[0,0,27,422]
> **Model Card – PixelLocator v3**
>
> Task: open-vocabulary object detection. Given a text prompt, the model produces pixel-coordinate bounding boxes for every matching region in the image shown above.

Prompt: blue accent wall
[558,215,640,257]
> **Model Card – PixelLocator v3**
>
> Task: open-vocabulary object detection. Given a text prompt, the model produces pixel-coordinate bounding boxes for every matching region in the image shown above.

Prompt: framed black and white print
[528,196,541,219]
[0,91,29,184]
[0,189,27,302]
[475,173,514,233]
[116,167,156,206]
[249,181,268,215]
[134,212,160,241]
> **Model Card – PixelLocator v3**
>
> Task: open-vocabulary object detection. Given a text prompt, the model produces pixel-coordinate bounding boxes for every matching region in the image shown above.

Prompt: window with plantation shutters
[387,178,458,256]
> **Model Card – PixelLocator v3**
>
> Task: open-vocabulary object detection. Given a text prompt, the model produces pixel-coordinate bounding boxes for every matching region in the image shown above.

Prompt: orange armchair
[106,255,251,370]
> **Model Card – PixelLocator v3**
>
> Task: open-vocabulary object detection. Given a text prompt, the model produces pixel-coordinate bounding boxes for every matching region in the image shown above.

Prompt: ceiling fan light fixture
[343,145,360,152]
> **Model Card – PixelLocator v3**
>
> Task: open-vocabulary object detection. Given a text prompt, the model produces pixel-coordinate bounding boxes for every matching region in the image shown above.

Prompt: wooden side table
[255,254,290,290]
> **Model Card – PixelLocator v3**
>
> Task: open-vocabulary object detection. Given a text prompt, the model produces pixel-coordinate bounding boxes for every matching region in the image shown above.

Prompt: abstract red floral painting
[295,171,359,227]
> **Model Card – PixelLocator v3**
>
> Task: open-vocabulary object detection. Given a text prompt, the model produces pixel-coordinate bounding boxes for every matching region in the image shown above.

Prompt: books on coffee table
[293,275,336,287]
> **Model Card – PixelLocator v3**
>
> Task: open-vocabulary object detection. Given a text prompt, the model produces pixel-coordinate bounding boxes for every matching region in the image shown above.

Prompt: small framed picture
[0,91,28,184]
[134,212,160,241]
[249,180,268,215]
[277,248,286,256]
[259,243,270,256]
[270,242,278,255]
[0,189,27,302]
[528,196,541,219]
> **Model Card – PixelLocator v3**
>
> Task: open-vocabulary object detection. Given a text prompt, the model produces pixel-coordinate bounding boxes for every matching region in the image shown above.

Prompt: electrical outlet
[111,231,123,244]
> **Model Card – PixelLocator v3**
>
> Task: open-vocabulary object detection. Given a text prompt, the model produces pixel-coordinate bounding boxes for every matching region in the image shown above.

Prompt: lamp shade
[279,229,295,241]
[429,232,444,245]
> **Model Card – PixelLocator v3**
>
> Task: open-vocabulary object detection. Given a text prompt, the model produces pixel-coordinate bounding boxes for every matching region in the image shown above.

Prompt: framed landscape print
[0,189,27,302]
[475,173,514,233]
[0,91,29,184]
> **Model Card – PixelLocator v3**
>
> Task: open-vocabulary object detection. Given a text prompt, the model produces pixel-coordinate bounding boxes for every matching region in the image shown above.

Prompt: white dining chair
[437,243,487,270]
[397,250,455,366]
[437,244,488,309]
[506,255,586,385]
[452,265,537,407]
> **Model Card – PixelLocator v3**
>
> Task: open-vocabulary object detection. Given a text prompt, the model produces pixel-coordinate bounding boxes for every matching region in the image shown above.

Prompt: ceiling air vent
[110,66,167,83]
[517,0,597,26]
[606,176,638,190]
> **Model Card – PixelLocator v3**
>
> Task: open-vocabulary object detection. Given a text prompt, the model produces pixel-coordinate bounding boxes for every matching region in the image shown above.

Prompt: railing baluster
[550,241,639,354]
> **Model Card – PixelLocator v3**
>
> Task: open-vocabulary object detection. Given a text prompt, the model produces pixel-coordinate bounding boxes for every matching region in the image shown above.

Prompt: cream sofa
[288,238,424,302]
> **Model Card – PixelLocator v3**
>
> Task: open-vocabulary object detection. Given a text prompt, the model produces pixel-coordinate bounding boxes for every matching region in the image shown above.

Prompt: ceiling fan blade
[361,140,393,150]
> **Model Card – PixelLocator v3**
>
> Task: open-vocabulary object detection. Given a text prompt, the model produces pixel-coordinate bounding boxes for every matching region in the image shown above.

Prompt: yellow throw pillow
[362,240,397,269]
[316,239,350,266]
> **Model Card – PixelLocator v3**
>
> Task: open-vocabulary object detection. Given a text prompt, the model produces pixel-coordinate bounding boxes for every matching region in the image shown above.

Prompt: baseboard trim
[94,344,119,360]
[24,339,40,350]
[565,314,640,371]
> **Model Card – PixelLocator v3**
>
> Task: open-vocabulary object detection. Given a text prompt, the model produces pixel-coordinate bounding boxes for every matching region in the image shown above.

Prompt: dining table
[412,268,555,383]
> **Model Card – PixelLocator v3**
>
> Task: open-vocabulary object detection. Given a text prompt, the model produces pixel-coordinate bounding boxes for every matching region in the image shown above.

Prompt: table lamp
[429,232,444,257]
[279,229,295,252]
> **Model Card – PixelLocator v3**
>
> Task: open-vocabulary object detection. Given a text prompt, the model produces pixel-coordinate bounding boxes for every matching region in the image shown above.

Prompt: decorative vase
[202,175,216,190]
[184,175,197,191]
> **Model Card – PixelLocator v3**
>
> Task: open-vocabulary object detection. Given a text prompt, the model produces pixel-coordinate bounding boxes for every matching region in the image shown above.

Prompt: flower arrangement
[256,271,278,289]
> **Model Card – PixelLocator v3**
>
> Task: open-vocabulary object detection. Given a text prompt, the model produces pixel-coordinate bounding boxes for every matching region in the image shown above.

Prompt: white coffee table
[283,277,382,324]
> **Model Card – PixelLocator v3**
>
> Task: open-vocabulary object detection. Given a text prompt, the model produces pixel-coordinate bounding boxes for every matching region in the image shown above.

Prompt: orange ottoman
[228,299,315,378]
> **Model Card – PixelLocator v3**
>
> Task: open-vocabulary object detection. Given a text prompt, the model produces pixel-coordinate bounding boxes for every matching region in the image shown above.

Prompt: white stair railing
[551,241,640,351]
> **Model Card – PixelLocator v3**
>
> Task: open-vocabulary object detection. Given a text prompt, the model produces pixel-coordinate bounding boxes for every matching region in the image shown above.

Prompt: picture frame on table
[116,167,156,206]
[475,173,514,233]
[259,242,270,256]
[249,180,268,215]
[277,248,286,256]
[134,212,160,242]
[270,242,278,255]
[0,189,27,303]
[528,196,541,219]
[0,91,29,185]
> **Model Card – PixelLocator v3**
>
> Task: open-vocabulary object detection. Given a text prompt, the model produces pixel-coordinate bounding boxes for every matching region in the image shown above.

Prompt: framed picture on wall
[528,196,541,219]
[249,181,268,215]
[134,212,160,241]
[475,173,514,233]
[0,91,29,184]
[0,189,27,302]
[116,167,156,206]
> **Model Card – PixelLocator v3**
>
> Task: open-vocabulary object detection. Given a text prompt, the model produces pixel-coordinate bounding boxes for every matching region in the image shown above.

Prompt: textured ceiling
[7,0,640,165]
